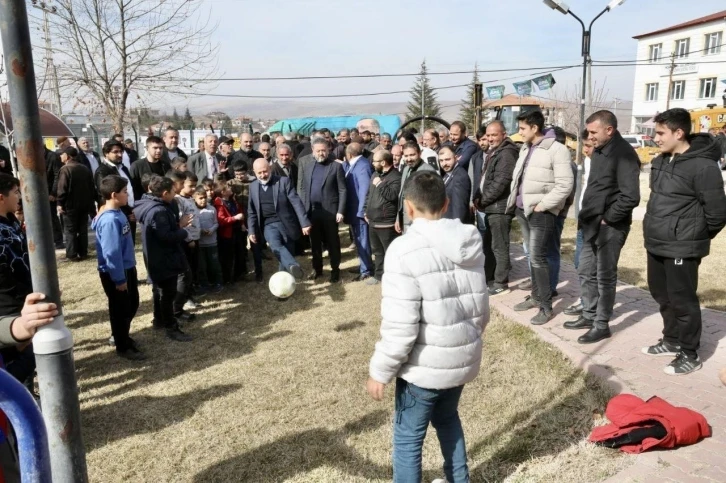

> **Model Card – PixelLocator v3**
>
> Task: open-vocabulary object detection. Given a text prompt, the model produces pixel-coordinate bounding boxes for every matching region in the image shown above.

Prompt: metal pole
[0,2,88,482]
[567,11,587,220]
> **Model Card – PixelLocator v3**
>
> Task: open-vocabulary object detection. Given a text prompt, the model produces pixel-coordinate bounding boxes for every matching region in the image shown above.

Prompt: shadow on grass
[334,320,365,332]
[193,410,392,482]
[82,383,242,450]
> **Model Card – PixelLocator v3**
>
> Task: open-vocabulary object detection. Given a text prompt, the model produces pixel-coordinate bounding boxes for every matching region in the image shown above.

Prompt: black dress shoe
[563,316,593,330]
[578,327,611,344]
[564,302,583,316]
[330,270,341,283]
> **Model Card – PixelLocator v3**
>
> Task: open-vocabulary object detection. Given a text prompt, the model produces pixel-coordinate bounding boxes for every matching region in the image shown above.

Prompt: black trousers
[484,213,513,288]
[62,209,89,259]
[578,224,629,329]
[516,208,555,311]
[50,200,63,246]
[310,208,341,274]
[175,242,197,311]
[153,276,177,329]
[100,268,140,352]
[647,252,702,358]
[369,226,398,281]
[218,237,235,284]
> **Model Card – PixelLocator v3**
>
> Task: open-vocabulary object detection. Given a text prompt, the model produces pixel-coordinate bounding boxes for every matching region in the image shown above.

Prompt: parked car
[622,134,658,149]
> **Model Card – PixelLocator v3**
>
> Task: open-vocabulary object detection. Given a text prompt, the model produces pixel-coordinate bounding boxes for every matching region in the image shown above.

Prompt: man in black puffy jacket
[474,121,518,295]
[642,108,726,376]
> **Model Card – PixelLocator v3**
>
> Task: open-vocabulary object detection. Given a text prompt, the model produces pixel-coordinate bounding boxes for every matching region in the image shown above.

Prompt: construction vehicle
[691,104,726,134]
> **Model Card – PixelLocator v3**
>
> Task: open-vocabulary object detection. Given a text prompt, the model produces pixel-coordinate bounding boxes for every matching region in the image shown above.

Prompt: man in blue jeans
[247,159,311,282]
[367,171,488,483]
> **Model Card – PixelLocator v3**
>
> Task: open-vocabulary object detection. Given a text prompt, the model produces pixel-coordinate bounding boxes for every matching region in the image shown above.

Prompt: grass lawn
[58,237,628,482]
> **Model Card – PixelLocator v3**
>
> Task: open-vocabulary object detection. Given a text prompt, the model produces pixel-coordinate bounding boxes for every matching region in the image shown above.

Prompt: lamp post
[543,0,627,218]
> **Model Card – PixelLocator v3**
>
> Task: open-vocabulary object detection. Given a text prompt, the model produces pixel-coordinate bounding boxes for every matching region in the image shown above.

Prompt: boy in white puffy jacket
[367,171,489,483]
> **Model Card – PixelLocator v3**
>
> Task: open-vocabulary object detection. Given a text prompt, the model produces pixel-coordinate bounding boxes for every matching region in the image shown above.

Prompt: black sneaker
[166,326,193,342]
[117,348,147,361]
[330,270,341,283]
[551,290,559,298]
[488,286,510,296]
[289,265,304,281]
[664,352,702,376]
[514,296,539,312]
[642,339,681,357]
[530,309,554,326]
[175,311,196,323]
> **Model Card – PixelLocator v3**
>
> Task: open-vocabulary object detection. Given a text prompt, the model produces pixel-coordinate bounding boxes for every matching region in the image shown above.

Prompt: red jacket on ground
[589,394,711,453]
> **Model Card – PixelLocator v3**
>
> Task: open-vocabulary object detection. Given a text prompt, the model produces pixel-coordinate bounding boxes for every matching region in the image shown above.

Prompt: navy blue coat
[343,157,373,224]
[133,194,188,282]
[443,165,472,224]
[247,175,311,241]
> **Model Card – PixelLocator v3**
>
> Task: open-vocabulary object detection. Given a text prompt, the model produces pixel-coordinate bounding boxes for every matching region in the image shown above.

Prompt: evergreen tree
[172,108,180,124]
[405,60,441,131]
[182,107,193,130]
[459,63,480,134]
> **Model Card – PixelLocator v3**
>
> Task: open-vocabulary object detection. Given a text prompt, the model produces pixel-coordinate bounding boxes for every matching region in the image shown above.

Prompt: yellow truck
[691,106,726,133]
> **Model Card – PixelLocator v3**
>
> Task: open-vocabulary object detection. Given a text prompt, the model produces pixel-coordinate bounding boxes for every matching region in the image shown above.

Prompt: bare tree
[547,79,610,135]
[41,0,219,132]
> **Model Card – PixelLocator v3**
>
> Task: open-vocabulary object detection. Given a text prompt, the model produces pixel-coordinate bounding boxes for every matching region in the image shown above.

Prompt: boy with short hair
[194,186,223,293]
[92,175,144,360]
[367,171,488,483]
[233,164,248,182]
[167,171,197,319]
[133,175,193,342]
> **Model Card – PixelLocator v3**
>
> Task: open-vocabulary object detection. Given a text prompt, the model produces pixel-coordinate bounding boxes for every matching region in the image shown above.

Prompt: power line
[592,42,725,65]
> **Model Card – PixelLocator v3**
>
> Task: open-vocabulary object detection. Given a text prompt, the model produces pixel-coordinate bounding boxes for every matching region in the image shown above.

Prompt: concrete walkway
[491,246,726,482]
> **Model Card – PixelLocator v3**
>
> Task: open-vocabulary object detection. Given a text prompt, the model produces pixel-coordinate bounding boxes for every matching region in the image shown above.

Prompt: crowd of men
[1,109,726,482]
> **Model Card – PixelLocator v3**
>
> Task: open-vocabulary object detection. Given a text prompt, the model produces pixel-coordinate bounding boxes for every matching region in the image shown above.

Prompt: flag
[533,74,557,91]
[486,85,505,100]
[512,80,533,96]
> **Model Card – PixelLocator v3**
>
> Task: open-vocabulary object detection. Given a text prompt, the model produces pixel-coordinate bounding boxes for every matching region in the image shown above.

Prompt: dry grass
[557,219,726,311]
[58,236,628,482]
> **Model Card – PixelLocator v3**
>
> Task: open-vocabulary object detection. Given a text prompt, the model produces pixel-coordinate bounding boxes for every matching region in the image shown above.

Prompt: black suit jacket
[299,159,347,216]
[77,150,100,173]
[94,161,133,217]
[443,165,472,224]
[578,131,640,241]
[247,176,310,241]
[271,161,299,192]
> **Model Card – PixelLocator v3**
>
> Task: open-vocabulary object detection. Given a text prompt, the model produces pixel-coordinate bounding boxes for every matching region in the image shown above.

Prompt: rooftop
[633,9,726,40]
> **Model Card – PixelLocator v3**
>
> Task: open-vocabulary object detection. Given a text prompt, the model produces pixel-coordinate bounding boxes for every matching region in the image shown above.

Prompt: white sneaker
[183,299,198,310]
[431,479,447,483]
[108,336,115,346]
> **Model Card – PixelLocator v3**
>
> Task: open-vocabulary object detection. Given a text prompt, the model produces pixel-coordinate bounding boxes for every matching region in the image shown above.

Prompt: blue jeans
[257,222,298,272]
[475,210,486,240]
[574,228,584,269]
[393,378,469,483]
[350,220,373,275]
[546,215,566,292]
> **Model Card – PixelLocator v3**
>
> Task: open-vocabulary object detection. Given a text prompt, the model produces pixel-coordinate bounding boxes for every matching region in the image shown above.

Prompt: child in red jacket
[212,181,243,285]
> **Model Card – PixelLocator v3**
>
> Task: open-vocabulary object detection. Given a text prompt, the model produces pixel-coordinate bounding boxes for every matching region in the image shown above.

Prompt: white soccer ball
[269,271,297,299]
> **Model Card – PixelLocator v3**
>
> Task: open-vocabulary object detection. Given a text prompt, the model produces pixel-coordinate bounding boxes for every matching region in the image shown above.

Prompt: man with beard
[391,145,403,172]
[231,132,263,170]
[378,133,393,152]
[162,128,188,163]
[475,121,518,296]
[248,159,311,282]
[439,146,471,224]
[112,133,137,167]
[361,130,379,152]
[258,142,272,163]
[95,140,137,243]
[396,142,437,234]
[438,127,451,148]
[271,144,298,189]
[333,129,351,160]
[129,136,172,201]
[450,121,479,171]
[298,138,347,283]
[363,150,401,285]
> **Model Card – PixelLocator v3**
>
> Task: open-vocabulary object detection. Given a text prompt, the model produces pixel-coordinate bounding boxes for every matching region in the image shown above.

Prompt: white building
[630,10,726,134]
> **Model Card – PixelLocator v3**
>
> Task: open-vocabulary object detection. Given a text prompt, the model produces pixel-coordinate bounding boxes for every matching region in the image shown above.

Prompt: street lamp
[543,0,627,218]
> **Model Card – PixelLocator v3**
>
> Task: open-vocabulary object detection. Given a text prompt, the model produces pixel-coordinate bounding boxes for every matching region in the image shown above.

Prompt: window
[700,77,717,98]
[645,83,659,101]
[648,43,662,63]
[704,32,722,55]
[675,38,690,58]
[670,80,686,100]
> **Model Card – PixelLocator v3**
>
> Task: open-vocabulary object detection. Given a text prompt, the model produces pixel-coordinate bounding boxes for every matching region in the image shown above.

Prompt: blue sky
[190,0,726,109]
